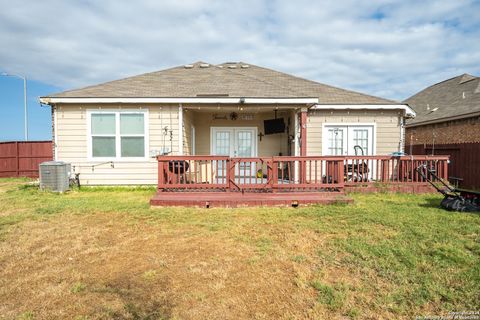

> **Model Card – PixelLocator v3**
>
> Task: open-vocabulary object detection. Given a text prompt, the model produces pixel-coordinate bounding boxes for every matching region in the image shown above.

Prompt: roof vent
[196,93,229,97]
[200,63,210,68]
[241,65,250,69]
[228,65,237,69]
[184,64,194,69]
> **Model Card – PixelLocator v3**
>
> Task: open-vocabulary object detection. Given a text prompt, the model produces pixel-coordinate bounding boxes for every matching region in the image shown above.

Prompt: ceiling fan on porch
[229,112,238,120]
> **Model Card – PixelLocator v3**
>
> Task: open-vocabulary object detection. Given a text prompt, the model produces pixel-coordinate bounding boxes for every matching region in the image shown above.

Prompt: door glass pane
[120,114,144,135]
[237,131,252,156]
[121,137,145,157]
[236,130,253,175]
[92,137,116,157]
[352,129,368,155]
[215,131,230,155]
[327,128,343,155]
[92,114,115,135]
[214,131,231,178]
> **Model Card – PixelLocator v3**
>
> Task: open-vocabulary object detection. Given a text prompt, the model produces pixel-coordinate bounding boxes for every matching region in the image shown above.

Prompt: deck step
[150,191,353,208]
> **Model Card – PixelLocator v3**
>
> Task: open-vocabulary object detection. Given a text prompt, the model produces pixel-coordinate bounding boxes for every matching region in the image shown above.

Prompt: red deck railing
[157,155,449,192]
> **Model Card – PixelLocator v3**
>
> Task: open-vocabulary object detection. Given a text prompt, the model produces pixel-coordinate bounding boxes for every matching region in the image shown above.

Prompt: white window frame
[322,123,376,156]
[87,109,149,161]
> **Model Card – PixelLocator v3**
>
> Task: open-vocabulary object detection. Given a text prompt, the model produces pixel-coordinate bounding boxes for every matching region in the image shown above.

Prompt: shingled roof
[45,61,397,105]
[405,73,480,126]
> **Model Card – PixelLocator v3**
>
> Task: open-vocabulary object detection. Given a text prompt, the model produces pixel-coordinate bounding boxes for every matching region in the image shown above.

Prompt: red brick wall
[406,116,480,145]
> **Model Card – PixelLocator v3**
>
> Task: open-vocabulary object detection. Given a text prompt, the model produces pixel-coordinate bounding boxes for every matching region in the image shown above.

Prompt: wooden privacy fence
[157,155,449,192]
[407,143,480,189]
[0,141,53,178]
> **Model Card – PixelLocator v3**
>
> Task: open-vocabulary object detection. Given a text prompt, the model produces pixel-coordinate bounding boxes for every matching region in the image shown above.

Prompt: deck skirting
[150,191,352,208]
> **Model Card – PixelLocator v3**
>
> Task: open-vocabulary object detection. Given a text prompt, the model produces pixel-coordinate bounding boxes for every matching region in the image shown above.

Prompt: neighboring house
[40,61,415,185]
[404,74,480,189]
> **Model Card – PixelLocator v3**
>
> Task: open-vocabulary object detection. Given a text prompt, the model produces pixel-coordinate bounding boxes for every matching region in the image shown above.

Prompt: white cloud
[0,0,478,100]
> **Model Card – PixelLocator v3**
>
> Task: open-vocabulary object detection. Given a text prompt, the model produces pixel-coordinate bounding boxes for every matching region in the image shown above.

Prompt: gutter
[406,111,480,128]
[39,97,320,105]
[309,104,416,118]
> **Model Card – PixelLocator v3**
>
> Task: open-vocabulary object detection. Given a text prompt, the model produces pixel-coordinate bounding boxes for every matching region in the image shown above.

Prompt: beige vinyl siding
[192,111,291,157]
[306,110,402,155]
[55,104,180,185]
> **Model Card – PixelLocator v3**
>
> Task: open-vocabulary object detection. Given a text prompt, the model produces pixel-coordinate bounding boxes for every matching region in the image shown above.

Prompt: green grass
[311,281,347,310]
[1,178,479,319]
[71,282,87,294]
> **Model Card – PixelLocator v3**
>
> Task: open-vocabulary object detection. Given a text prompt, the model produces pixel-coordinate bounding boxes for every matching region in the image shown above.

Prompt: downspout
[299,109,308,184]
[40,99,57,160]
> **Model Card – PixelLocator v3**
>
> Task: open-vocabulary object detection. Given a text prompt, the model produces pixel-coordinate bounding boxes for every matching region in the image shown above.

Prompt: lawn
[0,178,479,320]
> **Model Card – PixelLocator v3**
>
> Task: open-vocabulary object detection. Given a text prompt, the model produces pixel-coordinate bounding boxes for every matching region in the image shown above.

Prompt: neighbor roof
[44,61,397,105]
[405,74,480,126]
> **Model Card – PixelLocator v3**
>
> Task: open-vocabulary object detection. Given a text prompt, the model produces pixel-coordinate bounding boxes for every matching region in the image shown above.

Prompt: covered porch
[181,104,303,160]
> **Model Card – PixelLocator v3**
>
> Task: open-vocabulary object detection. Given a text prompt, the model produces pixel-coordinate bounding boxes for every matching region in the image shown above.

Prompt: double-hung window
[89,110,147,159]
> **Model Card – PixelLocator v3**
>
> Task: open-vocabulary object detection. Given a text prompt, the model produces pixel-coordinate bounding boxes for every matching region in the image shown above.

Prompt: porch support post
[300,110,307,156]
[178,104,184,155]
[300,109,307,183]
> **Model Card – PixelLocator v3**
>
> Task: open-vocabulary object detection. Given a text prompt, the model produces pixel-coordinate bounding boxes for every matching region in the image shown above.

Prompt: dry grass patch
[0,179,479,320]
[0,212,318,319]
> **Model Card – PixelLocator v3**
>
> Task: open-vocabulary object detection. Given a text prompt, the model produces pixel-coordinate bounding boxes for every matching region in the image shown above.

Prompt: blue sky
[1,0,479,141]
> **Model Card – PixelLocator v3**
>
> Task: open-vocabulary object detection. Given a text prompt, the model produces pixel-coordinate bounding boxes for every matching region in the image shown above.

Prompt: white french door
[324,125,375,181]
[324,125,374,156]
[211,127,257,176]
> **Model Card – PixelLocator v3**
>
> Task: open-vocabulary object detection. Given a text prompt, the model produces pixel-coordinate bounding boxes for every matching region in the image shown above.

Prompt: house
[39,61,447,206]
[404,74,480,189]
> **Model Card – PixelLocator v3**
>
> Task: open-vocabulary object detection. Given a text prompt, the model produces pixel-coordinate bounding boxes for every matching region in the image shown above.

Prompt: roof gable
[405,74,480,125]
[46,61,397,105]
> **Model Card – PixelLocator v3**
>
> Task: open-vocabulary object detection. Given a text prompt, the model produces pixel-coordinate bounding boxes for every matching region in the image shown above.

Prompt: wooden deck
[151,155,449,207]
